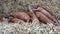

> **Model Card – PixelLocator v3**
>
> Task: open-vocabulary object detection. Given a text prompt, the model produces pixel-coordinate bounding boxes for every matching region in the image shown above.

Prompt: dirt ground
[0,0,60,34]
[0,0,60,23]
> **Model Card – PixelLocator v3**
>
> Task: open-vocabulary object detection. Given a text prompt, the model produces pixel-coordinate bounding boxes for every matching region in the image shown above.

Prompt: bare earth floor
[0,0,60,34]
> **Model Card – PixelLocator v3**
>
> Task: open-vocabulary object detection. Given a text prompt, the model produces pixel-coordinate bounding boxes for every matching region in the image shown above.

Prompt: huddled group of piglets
[0,5,59,26]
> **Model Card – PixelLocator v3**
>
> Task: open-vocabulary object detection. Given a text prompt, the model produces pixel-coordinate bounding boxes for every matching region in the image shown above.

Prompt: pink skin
[0,17,9,22]
[28,5,40,23]
[9,18,25,23]
[35,11,54,24]
[9,11,30,22]
[32,7,58,25]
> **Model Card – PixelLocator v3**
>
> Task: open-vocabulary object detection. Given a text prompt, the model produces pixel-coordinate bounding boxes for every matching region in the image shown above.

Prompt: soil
[0,0,60,24]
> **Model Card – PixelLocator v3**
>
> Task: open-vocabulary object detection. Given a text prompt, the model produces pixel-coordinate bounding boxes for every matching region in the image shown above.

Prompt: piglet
[35,11,54,24]
[9,18,25,23]
[9,11,30,22]
[33,7,59,25]
[28,5,40,23]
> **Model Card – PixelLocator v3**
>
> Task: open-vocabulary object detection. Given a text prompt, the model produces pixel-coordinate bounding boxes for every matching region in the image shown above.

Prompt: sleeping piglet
[9,11,30,22]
